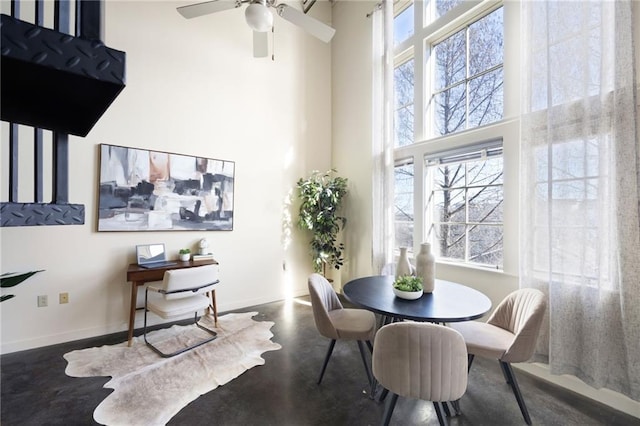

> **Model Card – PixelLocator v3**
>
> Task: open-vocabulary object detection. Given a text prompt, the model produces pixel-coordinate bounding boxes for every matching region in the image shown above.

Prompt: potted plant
[179,248,191,261]
[392,275,423,300]
[296,169,348,276]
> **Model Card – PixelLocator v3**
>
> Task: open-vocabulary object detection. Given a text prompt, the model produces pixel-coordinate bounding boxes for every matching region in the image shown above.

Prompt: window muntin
[394,59,415,147]
[431,7,504,137]
[394,162,415,254]
[427,146,504,268]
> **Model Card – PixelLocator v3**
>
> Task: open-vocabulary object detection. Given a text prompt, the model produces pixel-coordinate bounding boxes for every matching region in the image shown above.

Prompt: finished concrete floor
[1,296,638,425]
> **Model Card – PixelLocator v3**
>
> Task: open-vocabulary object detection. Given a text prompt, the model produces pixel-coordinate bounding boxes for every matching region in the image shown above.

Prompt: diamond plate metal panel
[1,202,85,227]
[0,13,126,136]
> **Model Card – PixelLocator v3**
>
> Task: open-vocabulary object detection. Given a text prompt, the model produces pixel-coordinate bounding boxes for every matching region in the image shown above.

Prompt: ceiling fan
[177,0,336,58]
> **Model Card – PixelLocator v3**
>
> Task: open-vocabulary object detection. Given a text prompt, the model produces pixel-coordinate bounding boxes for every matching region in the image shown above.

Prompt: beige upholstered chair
[450,288,547,425]
[144,264,219,358]
[372,322,468,426]
[307,273,377,387]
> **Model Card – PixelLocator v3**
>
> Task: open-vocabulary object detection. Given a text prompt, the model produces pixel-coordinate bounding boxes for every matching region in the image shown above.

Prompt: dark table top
[343,275,492,323]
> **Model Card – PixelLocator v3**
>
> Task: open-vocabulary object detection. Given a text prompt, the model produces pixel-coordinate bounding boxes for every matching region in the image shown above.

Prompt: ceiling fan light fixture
[245,1,273,32]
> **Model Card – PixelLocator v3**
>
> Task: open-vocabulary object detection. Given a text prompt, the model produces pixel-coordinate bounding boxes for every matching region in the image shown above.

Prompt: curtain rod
[366,2,383,18]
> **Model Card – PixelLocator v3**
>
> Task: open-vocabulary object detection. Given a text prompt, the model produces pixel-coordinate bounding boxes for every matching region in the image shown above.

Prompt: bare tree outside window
[435,0,463,18]
[431,155,504,267]
[395,59,414,147]
[433,7,503,136]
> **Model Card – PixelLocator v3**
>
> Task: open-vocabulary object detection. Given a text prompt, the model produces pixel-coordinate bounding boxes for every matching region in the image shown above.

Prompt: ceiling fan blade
[276,4,336,43]
[253,31,268,58]
[177,0,241,19]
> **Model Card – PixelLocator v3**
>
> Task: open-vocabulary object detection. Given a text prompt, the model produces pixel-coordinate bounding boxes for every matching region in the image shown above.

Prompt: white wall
[0,0,333,353]
[331,0,377,288]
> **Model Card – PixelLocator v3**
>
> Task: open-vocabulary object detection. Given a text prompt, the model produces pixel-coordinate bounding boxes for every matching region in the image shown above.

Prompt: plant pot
[179,253,190,261]
[392,287,423,300]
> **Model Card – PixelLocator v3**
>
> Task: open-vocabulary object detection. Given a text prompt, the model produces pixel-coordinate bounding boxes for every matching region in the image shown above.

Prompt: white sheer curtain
[371,0,395,274]
[520,0,640,400]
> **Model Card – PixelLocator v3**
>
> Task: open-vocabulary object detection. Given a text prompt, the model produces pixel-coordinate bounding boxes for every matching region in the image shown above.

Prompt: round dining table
[342,275,492,323]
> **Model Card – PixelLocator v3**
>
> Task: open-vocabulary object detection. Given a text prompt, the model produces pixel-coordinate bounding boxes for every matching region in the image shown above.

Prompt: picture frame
[97,144,235,232]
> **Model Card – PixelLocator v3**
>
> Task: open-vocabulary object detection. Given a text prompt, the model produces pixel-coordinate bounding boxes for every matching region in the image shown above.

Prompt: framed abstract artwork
[97,144,235,231]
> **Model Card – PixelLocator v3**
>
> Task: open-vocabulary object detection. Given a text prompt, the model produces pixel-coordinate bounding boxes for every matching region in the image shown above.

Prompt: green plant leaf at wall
[297,170,348,274]
[0,270,43,302]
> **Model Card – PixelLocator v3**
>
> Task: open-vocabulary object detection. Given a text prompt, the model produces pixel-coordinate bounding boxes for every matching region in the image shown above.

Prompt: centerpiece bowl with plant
[392,275,424,300]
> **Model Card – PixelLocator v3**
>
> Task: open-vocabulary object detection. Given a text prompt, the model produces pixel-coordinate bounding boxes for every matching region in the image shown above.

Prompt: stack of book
[192,253,215,262]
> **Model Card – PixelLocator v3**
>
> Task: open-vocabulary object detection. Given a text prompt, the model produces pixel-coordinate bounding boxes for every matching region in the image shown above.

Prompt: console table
[126,259,219,346]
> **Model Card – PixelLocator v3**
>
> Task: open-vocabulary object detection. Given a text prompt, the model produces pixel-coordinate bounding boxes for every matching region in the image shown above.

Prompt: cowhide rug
[64,312,281,426]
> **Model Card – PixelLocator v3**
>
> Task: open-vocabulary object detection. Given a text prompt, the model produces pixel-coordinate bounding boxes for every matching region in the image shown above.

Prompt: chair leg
[441,400,451,417]
[317,339,336,385]
[433,401,449,426]
[366,340,373,353]
[451,399,462,416]
[500,361,532,425]
[499,360,512,385]
[467,354,475,372]
[381,392,398,426]
[379,387,389,402]
[144,311,217,358]
[357,340,373,389]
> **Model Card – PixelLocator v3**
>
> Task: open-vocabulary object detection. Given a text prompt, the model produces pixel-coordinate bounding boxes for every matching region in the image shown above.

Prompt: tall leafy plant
[297,170,348,275]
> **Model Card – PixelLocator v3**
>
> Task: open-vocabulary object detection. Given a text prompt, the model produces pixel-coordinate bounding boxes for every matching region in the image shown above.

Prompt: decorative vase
[395,247,413,279]
[415,242,435,293]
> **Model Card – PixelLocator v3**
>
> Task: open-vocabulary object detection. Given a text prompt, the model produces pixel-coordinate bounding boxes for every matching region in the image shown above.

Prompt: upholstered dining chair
[144,264,219,358]
[307,273,377,388]
[372,322,468,426]
[449,288,547,425]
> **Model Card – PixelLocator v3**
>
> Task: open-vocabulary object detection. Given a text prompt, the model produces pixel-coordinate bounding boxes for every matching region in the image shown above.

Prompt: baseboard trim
[0,292,310,355]
[515,362,640,419]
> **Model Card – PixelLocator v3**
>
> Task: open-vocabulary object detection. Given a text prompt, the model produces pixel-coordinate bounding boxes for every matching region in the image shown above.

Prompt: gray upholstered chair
[372,322,468,426]
[450,288,547,425]
[307,273,377,387]
[144,264,219,358]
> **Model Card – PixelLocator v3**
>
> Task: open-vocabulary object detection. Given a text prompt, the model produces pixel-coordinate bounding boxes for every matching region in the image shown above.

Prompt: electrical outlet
[59,293,69,304]
[37,295,48,307]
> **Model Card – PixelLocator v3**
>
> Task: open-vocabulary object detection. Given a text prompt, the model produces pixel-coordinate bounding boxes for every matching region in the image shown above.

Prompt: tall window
[392,1,507,269]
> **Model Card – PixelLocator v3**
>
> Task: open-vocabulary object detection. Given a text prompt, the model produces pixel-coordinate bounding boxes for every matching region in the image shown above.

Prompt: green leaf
[393,275,424,292]
[0,270,44,288]
[1,294,15,302]
[297,169,348,273]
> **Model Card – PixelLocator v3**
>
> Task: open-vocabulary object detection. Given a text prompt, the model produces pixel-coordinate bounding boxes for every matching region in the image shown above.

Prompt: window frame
[392,0,518,274]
